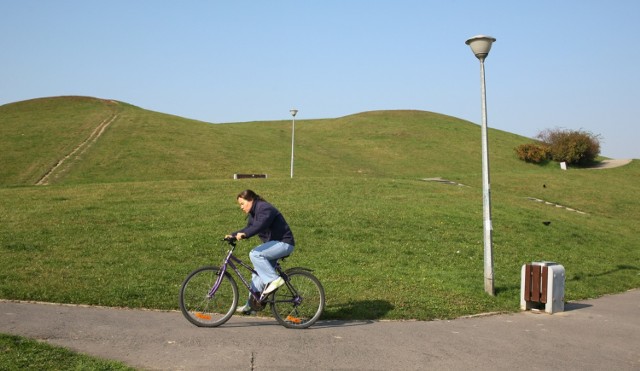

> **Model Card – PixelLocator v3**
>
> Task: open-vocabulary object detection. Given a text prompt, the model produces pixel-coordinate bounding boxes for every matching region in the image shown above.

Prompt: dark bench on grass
[233,173,268,179]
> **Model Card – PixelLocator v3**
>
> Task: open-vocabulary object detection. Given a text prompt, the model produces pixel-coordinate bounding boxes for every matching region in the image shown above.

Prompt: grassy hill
[1,96,535,185]
[0,96,638,320]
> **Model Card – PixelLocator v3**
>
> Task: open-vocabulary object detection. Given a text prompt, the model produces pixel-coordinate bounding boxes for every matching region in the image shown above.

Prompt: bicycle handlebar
[223,236,237,245]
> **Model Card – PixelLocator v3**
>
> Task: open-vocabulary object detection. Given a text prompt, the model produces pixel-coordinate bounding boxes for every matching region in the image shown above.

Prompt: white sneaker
[236,302,252,313]
[261,277,285,298]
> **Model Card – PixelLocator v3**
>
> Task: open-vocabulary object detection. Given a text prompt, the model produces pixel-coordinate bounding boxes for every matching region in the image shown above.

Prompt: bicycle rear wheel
[179,266,238,327]
[271,269,325,329]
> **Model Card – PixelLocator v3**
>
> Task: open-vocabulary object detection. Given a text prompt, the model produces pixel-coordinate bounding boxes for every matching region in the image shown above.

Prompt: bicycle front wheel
[271,269,325,329]
[179,266,238,327]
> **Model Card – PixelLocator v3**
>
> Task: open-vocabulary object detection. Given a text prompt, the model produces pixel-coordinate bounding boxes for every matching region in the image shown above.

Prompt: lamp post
[290,109,298,178]
[465,35,496,296]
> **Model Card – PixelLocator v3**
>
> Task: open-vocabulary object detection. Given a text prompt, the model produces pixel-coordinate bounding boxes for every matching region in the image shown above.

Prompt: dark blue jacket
[234,200,295,245]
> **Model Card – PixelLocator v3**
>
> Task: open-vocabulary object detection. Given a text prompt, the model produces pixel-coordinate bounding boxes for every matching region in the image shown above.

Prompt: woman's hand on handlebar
[224,233,246,241]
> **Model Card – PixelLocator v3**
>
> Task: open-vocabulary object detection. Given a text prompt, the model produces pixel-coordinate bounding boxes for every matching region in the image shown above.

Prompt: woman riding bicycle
[225,189,295,312]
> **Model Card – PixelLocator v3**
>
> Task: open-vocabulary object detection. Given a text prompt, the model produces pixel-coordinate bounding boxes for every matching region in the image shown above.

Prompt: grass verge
[0,333,134,370]
[1,173,638,320]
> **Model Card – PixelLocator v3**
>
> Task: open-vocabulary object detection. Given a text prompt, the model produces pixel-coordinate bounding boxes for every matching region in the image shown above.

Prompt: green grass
[1,96,638,322]
[1,98,533,185]
[1,175,638,320]
[1,97,638,371]
[0,333,134,370]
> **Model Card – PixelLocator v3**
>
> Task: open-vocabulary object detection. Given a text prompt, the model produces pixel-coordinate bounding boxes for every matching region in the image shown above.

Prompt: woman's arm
[237,202,277,238]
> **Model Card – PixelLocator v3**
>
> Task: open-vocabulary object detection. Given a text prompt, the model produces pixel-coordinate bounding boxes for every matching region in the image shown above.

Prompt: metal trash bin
[520,261,565,314]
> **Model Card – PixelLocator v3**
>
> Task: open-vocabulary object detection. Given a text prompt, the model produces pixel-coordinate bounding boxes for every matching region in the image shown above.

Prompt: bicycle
[179,237,325,329]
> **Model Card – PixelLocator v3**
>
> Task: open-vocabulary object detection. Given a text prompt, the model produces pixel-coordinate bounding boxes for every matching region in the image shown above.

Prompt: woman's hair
[237,189,264,202]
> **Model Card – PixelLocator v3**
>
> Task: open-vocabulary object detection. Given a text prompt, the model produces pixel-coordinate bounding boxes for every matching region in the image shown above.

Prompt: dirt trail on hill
[36,110,119,185]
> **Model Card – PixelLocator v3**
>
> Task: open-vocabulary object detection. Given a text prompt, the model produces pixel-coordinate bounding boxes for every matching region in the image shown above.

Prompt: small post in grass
[290,109,298,178]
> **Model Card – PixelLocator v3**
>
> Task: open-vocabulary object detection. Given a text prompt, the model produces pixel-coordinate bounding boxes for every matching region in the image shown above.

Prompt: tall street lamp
[290,109,298,178]
[465,35,496,296]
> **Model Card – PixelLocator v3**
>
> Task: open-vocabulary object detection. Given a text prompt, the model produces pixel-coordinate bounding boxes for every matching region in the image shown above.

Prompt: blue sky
[2,1,639,159]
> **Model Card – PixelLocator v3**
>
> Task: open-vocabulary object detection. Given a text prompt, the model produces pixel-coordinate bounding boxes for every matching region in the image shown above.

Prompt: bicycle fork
[207,267,227,298]
[207,251,235,298]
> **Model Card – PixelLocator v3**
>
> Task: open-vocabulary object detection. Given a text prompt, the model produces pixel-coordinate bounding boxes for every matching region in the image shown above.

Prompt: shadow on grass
[322,299,394,321]
[568,264,639,281]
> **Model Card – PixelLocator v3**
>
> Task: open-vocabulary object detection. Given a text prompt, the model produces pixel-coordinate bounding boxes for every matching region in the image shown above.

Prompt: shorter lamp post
[290,109,298,178]
[465,35,496,296]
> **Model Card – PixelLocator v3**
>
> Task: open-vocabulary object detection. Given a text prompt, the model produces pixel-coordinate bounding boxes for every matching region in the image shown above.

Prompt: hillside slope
[0,97,120,185]
[1,96,538,186]
[1,96,638,318]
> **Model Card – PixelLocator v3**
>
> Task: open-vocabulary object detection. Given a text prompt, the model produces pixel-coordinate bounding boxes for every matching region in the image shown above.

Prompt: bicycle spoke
[271,270,324,329]
[179,267,238,327]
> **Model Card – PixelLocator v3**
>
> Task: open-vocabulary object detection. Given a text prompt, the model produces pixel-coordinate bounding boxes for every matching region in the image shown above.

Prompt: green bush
[537,128,601,165]
[514,143,550,163]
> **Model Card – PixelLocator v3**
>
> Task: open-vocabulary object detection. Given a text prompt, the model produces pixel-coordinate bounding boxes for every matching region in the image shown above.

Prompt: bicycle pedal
[249,297,266,311]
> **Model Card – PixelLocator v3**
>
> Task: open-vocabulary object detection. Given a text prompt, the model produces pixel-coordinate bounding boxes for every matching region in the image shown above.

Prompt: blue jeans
[249,240,294,292]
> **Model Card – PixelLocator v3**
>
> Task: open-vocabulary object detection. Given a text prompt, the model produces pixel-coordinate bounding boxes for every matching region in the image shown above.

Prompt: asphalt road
[1,290,638,370]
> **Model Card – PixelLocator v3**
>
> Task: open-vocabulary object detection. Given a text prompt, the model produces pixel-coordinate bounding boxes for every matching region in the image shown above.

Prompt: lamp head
[465,35,496,60]
[290,109,298,117]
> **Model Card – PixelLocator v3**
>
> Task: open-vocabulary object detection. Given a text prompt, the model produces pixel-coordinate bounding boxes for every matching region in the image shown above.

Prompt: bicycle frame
[208,240,289,304]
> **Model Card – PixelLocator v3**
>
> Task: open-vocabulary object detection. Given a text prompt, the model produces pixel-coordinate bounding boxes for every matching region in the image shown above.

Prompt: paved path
[1,290,639,370]
[587,158,633,169]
